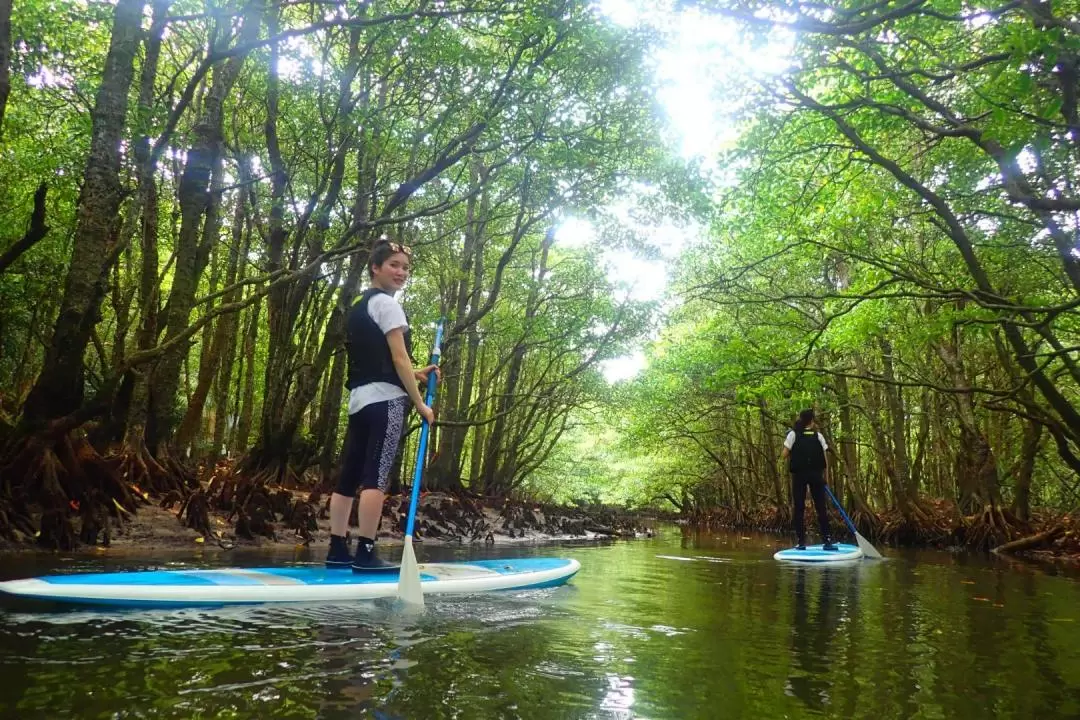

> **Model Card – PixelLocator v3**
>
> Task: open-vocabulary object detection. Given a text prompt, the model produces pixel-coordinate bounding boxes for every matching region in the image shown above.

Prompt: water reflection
[1,531,1079,719]
[600,672,635,717]
[786,567,839,712]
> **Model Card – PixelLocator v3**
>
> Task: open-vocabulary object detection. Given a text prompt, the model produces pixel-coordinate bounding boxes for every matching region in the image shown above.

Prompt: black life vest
[345,288,412,390]
[789,429,826,473]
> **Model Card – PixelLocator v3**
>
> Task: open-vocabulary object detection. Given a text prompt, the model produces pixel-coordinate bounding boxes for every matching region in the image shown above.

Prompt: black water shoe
[822,542,839,551]
[352,538,400,573]
[325,534,352,568]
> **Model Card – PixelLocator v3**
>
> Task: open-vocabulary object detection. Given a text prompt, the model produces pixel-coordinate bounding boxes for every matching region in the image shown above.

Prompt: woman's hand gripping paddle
[397,320,444,608]
[824,485,883,559]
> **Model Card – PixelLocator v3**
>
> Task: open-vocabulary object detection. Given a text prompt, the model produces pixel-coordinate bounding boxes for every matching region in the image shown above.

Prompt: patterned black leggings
[335,396,407,496]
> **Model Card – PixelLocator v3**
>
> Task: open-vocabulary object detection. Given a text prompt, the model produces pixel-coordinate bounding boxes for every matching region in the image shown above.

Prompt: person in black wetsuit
[780,409,837,551]
[325,239,438,572]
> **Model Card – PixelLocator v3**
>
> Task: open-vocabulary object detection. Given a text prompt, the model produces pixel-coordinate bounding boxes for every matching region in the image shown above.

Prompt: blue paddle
[397,319,444,607]
[824,484,883,559]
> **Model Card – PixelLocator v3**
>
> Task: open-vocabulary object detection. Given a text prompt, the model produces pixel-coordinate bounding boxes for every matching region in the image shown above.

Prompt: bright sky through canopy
[282,0,792,383]
[566,0,792,382]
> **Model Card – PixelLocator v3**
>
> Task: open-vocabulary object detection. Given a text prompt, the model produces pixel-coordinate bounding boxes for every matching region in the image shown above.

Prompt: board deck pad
[773,543,862,562]
[0,557,581,608]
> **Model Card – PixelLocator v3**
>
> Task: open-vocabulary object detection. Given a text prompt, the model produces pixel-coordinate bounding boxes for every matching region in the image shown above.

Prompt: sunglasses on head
[382,241,412,256]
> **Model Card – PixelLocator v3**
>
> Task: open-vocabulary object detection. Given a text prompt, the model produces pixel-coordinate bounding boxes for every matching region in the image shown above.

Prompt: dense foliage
[610,0,1080,548]
[0,0,684,546]
[1,0,1078,551]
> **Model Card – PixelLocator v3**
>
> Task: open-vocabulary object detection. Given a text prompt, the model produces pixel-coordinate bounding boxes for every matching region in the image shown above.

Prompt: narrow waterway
[1,527,1078,718]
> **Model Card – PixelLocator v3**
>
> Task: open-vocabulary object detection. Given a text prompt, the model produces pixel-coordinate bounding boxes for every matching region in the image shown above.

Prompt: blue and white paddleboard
[0,557,580,608]
[773,544,862,563]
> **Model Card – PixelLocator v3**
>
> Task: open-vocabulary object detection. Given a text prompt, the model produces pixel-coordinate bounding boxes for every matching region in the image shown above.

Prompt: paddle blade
[856,531,884,559]
[397,535,425,608]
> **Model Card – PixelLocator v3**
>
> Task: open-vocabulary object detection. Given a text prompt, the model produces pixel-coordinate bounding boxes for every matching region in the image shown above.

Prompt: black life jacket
[789,429,826,473]
[345,288,412,390]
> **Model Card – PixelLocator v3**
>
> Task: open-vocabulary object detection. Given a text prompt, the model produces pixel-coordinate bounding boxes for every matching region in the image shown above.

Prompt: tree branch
[0,183,49,276]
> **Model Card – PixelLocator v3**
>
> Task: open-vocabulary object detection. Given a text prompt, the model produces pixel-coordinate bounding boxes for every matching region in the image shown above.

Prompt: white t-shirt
[348,292,409,414]
[784,430,829,453]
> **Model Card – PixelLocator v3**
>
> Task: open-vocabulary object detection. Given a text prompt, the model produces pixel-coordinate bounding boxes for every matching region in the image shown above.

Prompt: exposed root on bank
[377,491,653,544]
[0,432,141,548]
[848,506,881,540]
[878,499,956,546]
[283,493,319,543]
[230,448,307,490]
[178,488,213,537]
[993,524,1063,554]
[961,504,1028,551]
[989,509,1080,564]
[386,493,491,542]
[202,457,321,542]
[111,439,196,501]
[235,493,276,540]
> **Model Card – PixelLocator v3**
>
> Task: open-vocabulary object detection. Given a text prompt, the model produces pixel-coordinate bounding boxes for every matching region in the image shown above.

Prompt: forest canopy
[0,0,1077,551]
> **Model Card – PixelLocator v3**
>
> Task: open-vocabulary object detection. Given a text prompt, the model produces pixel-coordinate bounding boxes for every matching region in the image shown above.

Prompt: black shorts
[335,396,407,496]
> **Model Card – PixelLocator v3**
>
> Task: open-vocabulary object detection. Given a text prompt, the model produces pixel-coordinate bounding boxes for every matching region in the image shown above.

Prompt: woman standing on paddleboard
[326,239,438,571]
[781,409,837,552]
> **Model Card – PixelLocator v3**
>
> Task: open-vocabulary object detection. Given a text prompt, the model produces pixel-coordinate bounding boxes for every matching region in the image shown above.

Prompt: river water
[1,527,1078,719]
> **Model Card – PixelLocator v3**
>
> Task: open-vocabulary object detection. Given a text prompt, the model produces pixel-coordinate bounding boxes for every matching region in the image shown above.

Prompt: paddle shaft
[404,320,444,538]
[824,484,858,536]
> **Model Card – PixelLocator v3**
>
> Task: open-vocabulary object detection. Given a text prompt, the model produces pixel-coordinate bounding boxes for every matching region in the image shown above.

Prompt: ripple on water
[1,531,1079,720]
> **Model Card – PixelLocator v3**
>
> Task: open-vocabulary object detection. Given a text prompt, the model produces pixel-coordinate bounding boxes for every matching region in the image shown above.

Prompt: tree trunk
[116,0,168,457]
[20,0,144,430]
[87,195,141,450]
[1011,419,1042,522]
[249,22,366,479]
[248,256,361,481]
[3,0,146,548]
[211,182,250,458]
[10,294,42,400]
[514,406,571,490]
[260,5,289,459]
[758,398,785,510]
[480,229,553,495]
[106,203,138,372]
[457,296,484,473]
[855,355,899,508]
[879,337,915,511]
[0,0,11,137]
[835,373,871,512]
[314,346,347,486]
[933,331,1001,512]
[929,392,948,499]
[909,388,930,496]
[233,297,262,451]
[174,170,237,454]
[468,341,491,487]
[431,164,484,489]
[992,525,1063,554]
[0,183,49,276]
[311,101,379,486]
[149,7,260,454]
